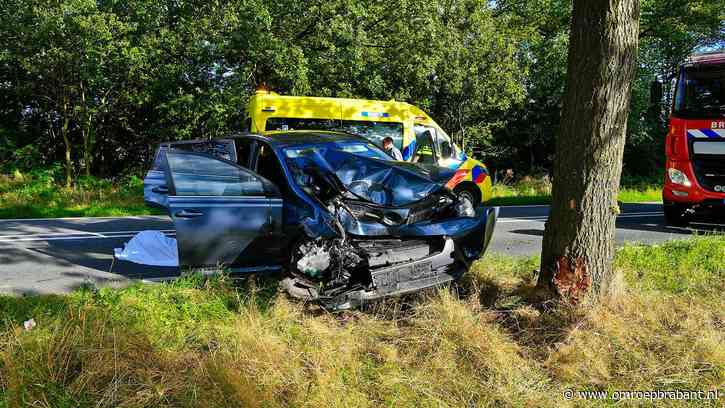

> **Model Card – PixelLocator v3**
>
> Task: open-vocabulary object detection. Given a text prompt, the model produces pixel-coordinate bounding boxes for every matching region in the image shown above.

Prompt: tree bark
[81,81,93,178]
[61,98,73,188]
[538,0,640,300]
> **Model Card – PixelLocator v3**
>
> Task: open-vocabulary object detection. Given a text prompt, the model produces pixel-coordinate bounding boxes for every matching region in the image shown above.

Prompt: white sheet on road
[113,230,178,267]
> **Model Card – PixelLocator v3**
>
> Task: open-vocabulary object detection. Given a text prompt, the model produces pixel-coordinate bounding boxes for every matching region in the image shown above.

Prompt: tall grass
[490,175,553,206]
[1,237,723,407]
[0,168,161,219]
[490,174,662,205]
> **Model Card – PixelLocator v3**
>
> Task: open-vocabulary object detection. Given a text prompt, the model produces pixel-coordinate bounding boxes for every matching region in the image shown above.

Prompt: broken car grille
[355,239,431,268]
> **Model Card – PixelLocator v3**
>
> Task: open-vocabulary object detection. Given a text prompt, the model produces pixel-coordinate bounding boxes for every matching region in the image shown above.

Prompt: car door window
[144,144,172,209]
[151,145,169,170]
[170,139,237,162]
[235,138,254,168]
[166,151,265,196]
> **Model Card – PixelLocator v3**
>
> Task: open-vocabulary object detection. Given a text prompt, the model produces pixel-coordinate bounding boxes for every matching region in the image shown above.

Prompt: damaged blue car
[144,131,497,309]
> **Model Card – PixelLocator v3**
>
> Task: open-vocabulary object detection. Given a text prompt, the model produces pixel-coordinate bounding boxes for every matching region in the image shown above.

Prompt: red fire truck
[662,52,725,226]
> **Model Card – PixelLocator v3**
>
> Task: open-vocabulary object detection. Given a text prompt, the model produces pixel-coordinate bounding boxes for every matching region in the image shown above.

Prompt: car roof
[231,130,373,148]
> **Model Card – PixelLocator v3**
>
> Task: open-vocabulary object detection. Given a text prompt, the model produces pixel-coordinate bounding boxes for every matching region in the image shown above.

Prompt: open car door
[162,150,283,270]
[144,139,238,210]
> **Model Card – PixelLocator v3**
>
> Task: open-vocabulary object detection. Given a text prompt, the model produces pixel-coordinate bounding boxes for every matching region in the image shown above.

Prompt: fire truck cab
[662,52,725,226]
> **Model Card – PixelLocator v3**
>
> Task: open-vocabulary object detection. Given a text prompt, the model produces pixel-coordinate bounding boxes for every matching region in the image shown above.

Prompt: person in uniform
[382,136,403,160]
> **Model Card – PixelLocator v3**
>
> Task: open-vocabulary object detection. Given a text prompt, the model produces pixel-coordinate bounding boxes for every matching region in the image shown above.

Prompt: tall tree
[538,0,640,299]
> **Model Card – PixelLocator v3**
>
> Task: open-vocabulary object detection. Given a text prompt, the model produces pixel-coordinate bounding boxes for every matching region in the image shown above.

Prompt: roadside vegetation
[2,0,722,194]
[0,168,160,219]
[489,175,662,206]
[1,236,722,407]
[0,169,661,220]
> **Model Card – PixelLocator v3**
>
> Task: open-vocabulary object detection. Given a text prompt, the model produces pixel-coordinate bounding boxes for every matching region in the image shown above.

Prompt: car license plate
[372,260,434,293]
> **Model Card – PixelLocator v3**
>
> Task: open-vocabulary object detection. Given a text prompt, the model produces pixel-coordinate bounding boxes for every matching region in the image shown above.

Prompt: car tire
[663,201,692,227]
[454,185,479,207]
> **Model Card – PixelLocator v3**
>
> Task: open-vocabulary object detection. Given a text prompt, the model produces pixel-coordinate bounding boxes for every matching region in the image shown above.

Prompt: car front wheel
[454,185,479,207]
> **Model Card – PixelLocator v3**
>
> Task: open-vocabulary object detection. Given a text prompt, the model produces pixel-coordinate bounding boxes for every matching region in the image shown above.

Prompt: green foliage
[1,0,526,178]
[0,169,162,218]
[0,0,723,182]
[489,0,724,175]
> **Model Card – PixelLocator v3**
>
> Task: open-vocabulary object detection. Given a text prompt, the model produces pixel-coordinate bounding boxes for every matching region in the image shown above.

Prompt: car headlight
[455,198,476,218]
[667,168,691,187]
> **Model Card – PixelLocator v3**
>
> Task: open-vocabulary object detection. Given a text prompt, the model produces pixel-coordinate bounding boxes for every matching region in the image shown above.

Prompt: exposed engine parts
[288,195,449,309]
[284,235,462,310]
[294,238,361,281]
[295,240,332,278]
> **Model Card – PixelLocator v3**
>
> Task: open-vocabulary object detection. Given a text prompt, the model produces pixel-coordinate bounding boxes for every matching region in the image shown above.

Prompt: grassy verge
[1,236,722,407]
[0,169,163,219]
[0,170,662,219]
[489,175,662,206]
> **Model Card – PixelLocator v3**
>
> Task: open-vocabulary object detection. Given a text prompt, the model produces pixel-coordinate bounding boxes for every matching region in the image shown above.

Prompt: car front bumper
[314,206,498,309]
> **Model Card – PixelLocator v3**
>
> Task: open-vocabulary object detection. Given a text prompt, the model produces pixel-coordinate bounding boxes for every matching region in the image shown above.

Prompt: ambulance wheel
[453,184,480,207]
[663,201,691,227]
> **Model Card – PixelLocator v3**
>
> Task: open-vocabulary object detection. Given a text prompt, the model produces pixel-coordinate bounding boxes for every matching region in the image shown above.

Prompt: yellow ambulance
[245,90,492,204]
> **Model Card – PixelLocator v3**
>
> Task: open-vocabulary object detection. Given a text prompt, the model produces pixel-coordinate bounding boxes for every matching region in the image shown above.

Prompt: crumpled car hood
[287,148,455,206]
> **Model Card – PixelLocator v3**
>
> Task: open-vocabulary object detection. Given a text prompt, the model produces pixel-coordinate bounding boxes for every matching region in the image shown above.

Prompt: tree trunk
[61,117,72,188]
[61,96,73,188]
[82,123,92,177]
[80,82,93,178]
[538,0,640,300]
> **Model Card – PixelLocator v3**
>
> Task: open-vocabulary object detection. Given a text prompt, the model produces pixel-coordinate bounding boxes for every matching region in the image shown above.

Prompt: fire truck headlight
[667,168,692,187]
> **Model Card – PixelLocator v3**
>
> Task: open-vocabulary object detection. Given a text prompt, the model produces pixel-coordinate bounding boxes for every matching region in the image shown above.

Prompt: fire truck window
[675,66,725,118]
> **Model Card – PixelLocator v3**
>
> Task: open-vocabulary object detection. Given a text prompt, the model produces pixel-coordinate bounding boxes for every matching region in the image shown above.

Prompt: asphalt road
[1,203,722,295]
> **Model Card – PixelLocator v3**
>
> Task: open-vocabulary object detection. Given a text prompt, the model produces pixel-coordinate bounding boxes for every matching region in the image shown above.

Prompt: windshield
[338,120,403,150]
[266,118,404,150]
[673,65,725,118]
[284,141,393,161]
[285,144,441,206]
